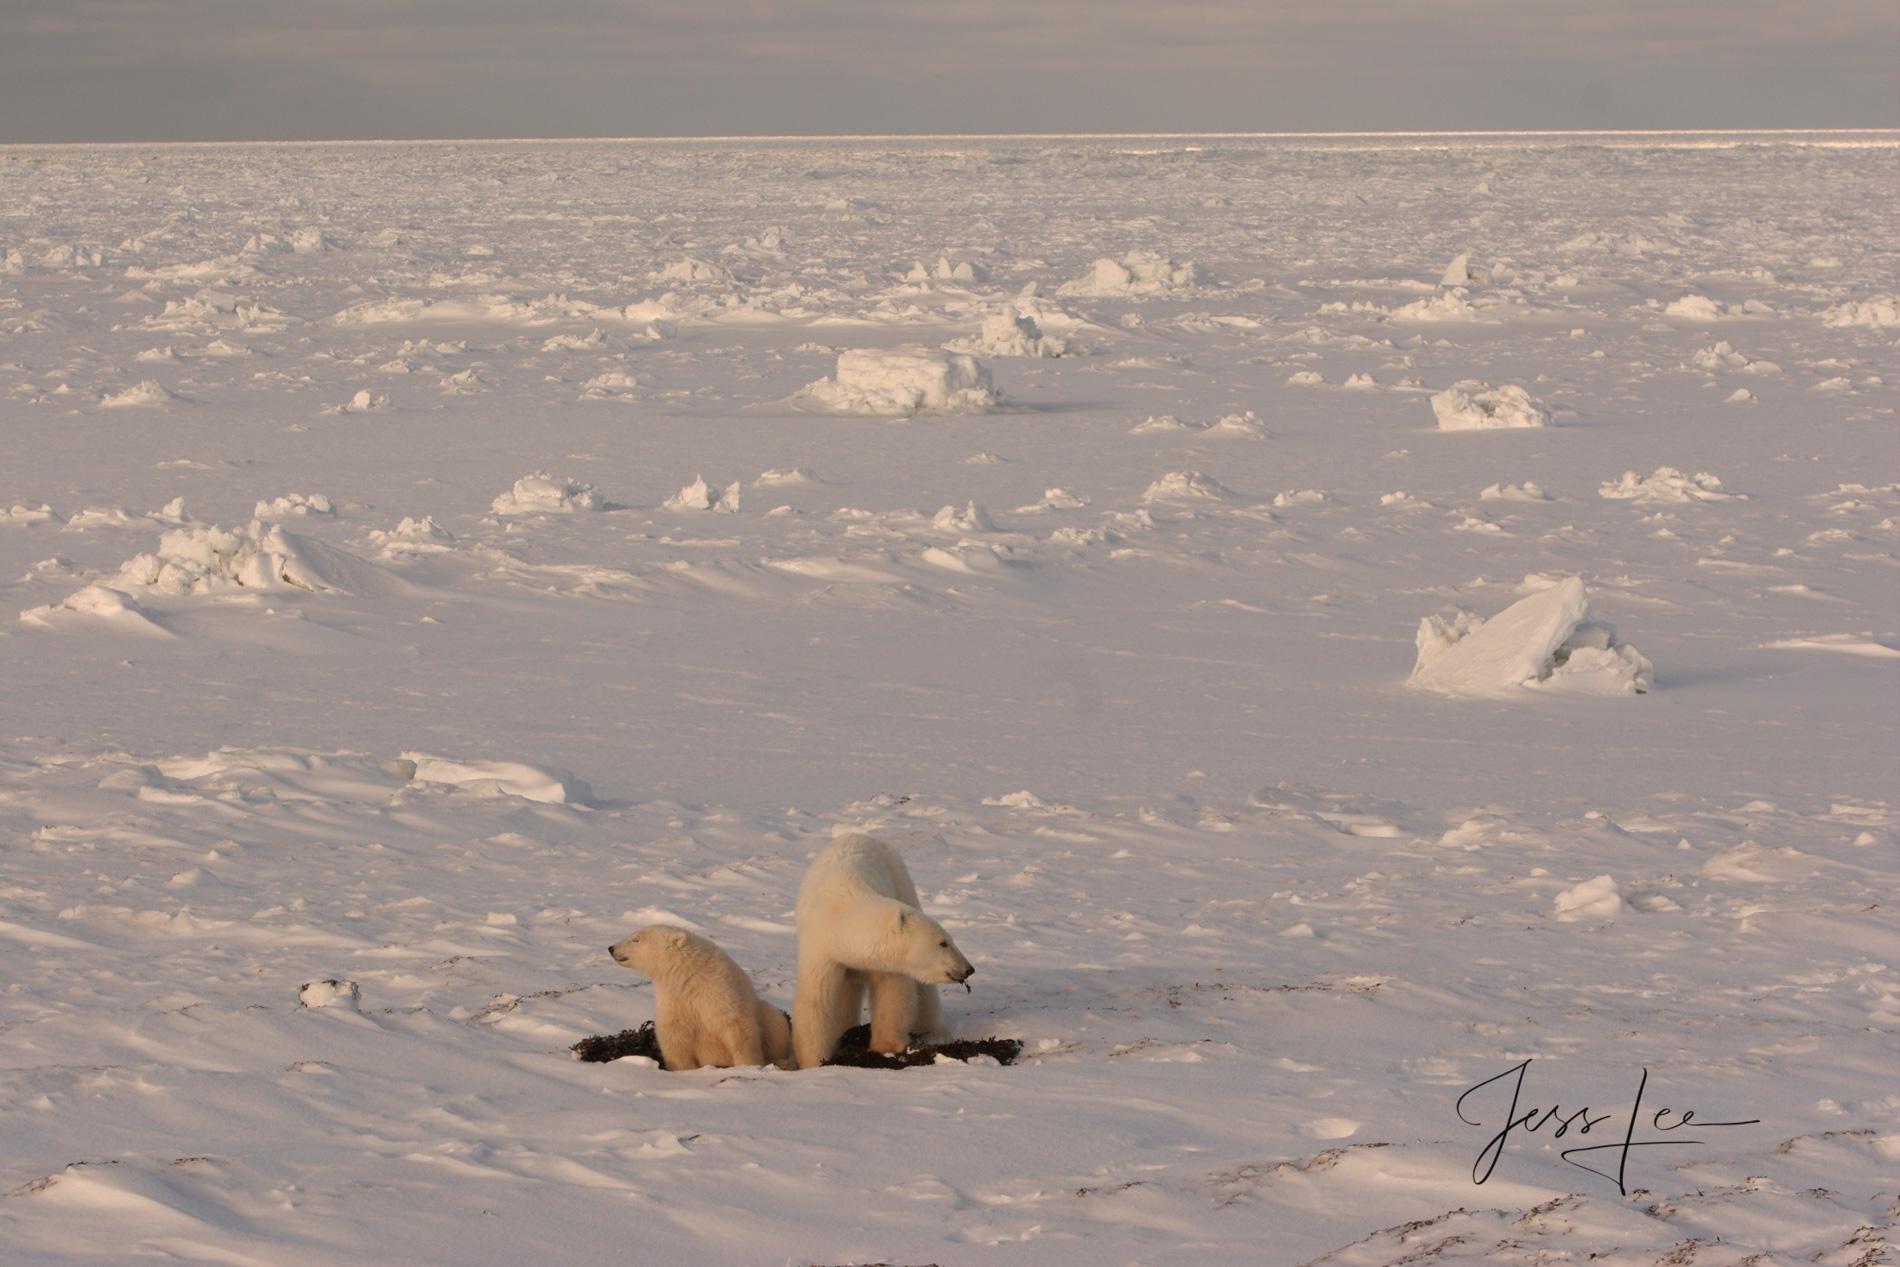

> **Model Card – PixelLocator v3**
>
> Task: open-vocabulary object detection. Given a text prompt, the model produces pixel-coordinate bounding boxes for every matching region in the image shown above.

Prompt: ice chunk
[3,503,60,525]
[1552,875,1623,922]
[491,472,603,514]
[1016,489,1090,512]
[1408,576,1652,697]
[792,345,997,417]
[1389,291,1504,322]
[1822,295,1899,328]
[665,476,740,513]
[944,305,1068,358]
[99,380,178,408]
[543,329,607,351]
[1480,482,1550,502]
[753,467,820,487]
[1665,294,1728,320]
[1206,411,1267,437]
[1430,382,1549,430]
[1664,294,1772,321]
[1058,250,1201,297]
[298,979,360,1009]
[580,370,639,398]
[1129,414,1196,434]
[933,501,996,533]
[253,493,335,519]
[329,389,390,414]
[658,258,732,283]
[366,515,456,558]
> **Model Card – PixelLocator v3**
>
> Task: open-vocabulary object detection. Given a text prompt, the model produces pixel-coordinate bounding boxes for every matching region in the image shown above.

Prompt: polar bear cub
[793,834,975,1068]
[608,925,792,1071]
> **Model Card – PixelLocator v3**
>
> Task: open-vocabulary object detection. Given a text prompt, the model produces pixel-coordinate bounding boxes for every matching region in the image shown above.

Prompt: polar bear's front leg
[793,961,851,1068]
[866,970,919,1053]
[654,1004,703,1072]
[911,978,944,1039]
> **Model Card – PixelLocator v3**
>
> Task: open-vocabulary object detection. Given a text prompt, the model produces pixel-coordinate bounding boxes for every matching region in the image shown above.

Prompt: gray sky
[1,0,1894,142]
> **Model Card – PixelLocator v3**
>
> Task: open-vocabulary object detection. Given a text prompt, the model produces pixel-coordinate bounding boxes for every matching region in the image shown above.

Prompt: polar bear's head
[889,907,975,985]
[608,924,693,978]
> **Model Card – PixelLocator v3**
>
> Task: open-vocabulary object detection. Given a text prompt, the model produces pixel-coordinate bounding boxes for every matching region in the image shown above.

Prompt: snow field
[1,133,1896,1265]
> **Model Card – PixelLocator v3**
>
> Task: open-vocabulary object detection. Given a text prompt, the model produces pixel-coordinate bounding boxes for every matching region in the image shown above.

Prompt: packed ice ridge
[792,345,997,417]
[106,520,395,597]
[1409,576,1653,697]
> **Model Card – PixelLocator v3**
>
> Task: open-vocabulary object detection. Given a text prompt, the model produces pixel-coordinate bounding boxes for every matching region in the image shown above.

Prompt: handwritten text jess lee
[1457,1059,1759,1194]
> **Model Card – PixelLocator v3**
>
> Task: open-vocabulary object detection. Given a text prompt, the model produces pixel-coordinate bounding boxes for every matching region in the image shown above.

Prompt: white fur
[792,834,974,1068]
[607,925,791,1071]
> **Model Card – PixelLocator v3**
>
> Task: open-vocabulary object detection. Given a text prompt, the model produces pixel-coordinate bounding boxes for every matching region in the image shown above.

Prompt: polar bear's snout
[940,947,976,986]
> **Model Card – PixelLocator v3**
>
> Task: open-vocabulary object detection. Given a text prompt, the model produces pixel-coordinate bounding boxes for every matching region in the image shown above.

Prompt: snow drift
[19,584,171,635]
[398,752,596,805]
[1409,576,1653,697]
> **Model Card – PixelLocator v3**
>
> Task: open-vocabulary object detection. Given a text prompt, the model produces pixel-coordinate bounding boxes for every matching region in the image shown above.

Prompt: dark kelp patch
[822,1023,1022,1069]
[571,1023,661,1063]
[571,1020,1022,1069]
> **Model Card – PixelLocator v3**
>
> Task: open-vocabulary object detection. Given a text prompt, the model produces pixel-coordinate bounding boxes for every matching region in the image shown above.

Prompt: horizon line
[3,127,1897,150]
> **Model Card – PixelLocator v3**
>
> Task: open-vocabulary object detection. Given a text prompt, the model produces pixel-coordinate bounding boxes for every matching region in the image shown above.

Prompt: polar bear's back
[797,834,920,921]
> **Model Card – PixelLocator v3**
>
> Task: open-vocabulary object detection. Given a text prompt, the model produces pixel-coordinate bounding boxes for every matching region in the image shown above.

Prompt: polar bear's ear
[665,928,689,948]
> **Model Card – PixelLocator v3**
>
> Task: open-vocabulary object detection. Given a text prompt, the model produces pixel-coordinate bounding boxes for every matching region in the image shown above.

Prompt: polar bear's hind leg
[793,961,854,1069]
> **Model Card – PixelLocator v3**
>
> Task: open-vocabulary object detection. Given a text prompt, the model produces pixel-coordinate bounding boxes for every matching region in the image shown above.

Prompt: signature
[1456,1059,1759,1194]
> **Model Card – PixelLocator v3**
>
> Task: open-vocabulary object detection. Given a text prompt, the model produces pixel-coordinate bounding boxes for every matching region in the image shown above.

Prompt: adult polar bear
[793,834,974,1068]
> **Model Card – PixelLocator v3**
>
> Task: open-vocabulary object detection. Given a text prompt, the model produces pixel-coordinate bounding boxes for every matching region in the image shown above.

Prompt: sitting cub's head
[608,924,692,976]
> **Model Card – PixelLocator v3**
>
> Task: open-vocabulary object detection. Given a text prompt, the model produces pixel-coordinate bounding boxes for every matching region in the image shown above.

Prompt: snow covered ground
[1,132,1895,1265]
